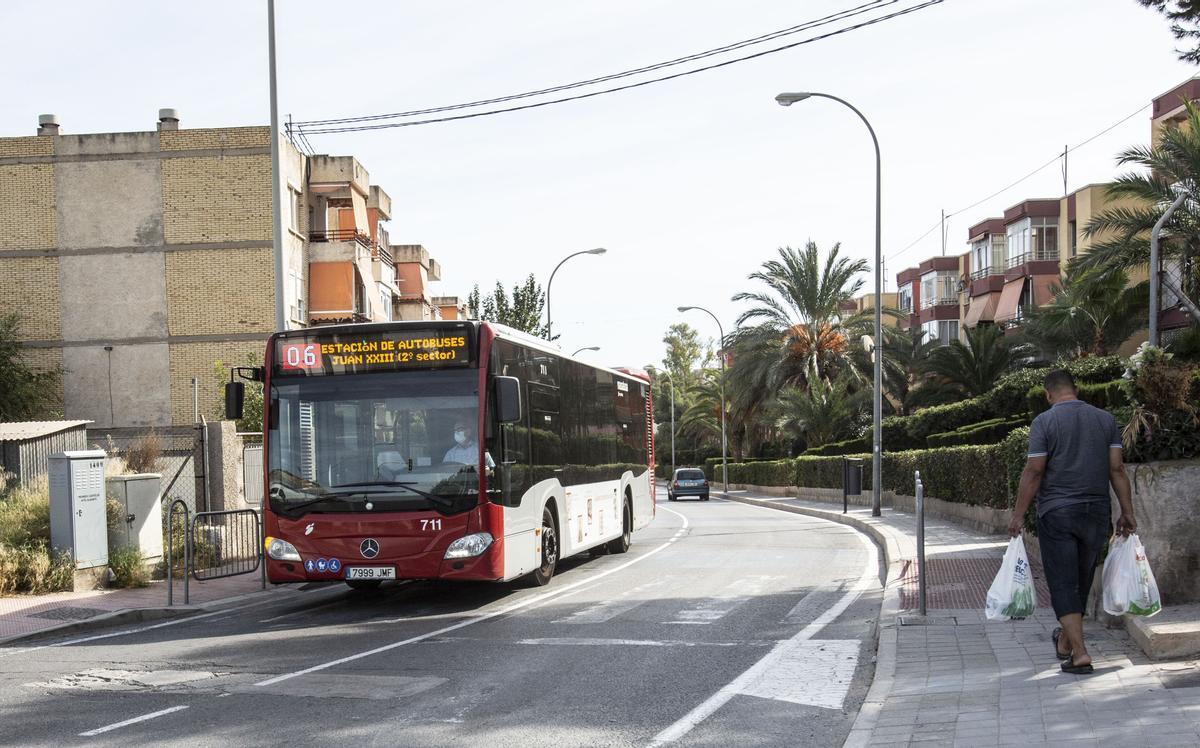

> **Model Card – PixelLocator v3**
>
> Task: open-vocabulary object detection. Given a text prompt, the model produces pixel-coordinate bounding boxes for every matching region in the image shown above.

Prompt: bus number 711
[421,519,443,531]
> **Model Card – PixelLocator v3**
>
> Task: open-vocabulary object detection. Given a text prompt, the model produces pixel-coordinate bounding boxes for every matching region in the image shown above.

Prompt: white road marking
[662,575,778,625]
[253,506,692,688]
[740,639,860,709]
[648,518,878,747]
[513,637,759,648]
[78,705,189,737]
[552,579,668,624]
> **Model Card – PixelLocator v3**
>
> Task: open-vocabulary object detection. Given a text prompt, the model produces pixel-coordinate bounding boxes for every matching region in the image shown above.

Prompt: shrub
[0,475,51,547]
[794,456,848,491]
[926,416,1028,448]
[108,545,150,588]
[725,459,794,486]
[0,542,73,595]
[1026,379,1129,418]
[885,446,1010,509]
[803,436,870,456]
[898,397,991,446]
[124,431,163,474]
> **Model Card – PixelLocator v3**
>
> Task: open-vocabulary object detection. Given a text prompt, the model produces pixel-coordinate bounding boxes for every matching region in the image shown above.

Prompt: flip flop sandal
[1051,627,1070,660]
[1061,656,1094,675]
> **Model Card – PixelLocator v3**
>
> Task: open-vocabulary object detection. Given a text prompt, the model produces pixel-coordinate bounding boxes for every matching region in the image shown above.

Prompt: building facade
[895,255,967,345]
[0,112,462,430]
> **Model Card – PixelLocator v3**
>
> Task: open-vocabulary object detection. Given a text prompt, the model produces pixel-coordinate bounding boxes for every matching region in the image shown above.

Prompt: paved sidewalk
[0,571,281,644]
[724,490,1200,748]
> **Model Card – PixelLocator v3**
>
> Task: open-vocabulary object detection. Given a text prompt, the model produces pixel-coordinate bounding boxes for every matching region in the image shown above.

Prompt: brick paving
[898,557,1052,611]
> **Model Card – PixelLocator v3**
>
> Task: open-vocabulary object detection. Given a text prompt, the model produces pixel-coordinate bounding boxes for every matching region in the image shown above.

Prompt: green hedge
[926,416,1028,448]
[803,436,870,456]
[1026,379,1129,418]
[725,459,796,486]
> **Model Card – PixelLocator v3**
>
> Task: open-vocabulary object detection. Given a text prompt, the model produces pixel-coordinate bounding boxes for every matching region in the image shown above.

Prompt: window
[920,272,958,309]
[1007,217,1057,266]
[1069,221,1077,257]
[289,188,302,234]
[290,268,305,322]
[898,283,913,314]
[922,319,960,346]
[380,290,393,321]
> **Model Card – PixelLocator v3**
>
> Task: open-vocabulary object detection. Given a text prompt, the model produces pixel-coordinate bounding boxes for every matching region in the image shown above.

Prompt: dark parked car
[667,468,709,501]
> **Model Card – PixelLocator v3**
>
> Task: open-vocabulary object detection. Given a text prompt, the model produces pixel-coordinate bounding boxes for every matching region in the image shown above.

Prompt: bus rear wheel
[607,499,632,555]
[523,506,558,587]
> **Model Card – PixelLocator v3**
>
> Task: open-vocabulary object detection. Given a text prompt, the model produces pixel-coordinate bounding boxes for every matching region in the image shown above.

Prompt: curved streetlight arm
[777,90,883,517]
[678,305,727,495]
[546,248,606,341]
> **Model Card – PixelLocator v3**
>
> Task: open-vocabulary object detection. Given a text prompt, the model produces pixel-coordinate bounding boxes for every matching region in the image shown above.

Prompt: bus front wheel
[523,505,559,587]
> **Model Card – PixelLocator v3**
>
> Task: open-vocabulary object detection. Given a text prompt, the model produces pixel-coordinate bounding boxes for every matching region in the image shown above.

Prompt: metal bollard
[166,499,190,607]
[915,470,926,616]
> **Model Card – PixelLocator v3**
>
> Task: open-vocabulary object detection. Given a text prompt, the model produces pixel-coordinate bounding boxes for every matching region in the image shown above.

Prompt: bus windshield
[267,369,482,516]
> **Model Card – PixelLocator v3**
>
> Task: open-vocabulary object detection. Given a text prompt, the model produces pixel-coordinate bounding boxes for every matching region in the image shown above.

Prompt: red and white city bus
[230,320,655,589]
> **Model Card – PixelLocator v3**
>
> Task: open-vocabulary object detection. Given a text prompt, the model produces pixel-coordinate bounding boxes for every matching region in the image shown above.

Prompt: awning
[1032,275,1062,307]
[995,278,1026,323]
[964,292,1001,327]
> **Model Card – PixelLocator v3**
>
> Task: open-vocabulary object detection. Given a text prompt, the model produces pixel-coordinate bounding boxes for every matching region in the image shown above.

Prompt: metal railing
[919,295,959,310]
[308,228,373,249]
[1006,248,1059,268]
[165,502,265,605]
[969,266,1002,281]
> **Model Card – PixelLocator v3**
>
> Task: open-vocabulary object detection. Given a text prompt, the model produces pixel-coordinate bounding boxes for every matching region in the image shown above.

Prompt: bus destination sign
[275,329,473,376]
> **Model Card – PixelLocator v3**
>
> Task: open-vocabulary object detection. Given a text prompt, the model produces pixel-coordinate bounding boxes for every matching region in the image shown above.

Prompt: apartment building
[0,112,461,429]
[1151,78,1200,338]
[895,255,968,345]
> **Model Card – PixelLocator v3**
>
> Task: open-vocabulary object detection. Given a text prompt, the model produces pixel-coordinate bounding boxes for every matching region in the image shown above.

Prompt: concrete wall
[63,343,171,428]
[1118,460,1200,605]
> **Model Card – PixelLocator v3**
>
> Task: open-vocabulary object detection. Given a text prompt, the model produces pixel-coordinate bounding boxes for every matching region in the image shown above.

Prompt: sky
[2,0,1195,369]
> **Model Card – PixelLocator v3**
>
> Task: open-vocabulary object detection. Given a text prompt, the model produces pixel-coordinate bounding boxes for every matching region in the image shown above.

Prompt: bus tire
[345,580,382,591]
[607,498,632,555]
[523,505,559,587]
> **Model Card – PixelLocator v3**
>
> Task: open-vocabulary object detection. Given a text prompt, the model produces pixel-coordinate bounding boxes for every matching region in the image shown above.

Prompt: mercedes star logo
[360,538,380,559]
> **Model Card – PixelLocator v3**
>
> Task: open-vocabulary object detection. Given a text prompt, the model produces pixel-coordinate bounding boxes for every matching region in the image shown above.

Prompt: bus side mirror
[225,381,245,421]
[494,376,522,423]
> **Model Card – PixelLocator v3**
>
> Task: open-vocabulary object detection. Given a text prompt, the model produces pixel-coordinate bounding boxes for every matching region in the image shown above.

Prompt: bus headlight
[443,532,494,560]
[265,536,302,562]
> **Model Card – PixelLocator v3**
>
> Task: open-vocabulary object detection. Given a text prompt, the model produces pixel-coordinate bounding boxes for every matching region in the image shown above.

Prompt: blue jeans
[1037,501,1111,619]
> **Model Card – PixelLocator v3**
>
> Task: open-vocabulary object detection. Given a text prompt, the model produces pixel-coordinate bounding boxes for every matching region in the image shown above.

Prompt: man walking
[1008,369,1136,674]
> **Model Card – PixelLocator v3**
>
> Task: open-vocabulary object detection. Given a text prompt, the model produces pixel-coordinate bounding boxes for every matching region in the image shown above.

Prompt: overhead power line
[295,0,894,127]
[886,102,1151,265]
[295,0,946,135]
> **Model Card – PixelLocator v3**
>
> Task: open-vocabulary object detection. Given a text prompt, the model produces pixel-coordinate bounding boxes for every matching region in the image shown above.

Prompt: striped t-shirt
[1027,399,1122,517]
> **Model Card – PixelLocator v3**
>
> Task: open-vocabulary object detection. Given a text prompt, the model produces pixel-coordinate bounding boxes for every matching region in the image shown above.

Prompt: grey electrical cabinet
[106,474,164,563]
[48,450,109,570]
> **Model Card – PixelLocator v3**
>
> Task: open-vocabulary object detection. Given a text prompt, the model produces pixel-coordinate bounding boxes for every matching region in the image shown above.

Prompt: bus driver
[443,421,495,469]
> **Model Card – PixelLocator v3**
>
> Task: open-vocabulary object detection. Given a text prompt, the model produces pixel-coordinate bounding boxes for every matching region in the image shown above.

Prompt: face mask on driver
[454,429,468,446]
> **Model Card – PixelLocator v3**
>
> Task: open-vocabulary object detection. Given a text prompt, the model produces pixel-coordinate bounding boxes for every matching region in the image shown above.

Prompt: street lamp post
[678,305,727,496]
[267,0,286,331]
[776,91,883,517]
[572,346,600,357]
[546,248,607,341]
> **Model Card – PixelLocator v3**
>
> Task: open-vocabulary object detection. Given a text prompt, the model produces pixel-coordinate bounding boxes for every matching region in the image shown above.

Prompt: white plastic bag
[986,536,1037,621]
[1102,533,1162,617]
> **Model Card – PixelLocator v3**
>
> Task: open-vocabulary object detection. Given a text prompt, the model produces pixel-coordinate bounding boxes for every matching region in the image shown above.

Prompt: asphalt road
[0,492,883,747]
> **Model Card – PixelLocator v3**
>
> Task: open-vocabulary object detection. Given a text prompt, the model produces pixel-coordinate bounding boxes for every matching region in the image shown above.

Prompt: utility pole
[940,209,946,256]
[1063,145,1069,196]
[268,0,286,332]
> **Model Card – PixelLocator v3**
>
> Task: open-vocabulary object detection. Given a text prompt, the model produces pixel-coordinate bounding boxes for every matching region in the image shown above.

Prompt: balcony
[1007,248,1059,268]
[919,295,959,310]
[309,228,372,248]
[970,265,1003,281]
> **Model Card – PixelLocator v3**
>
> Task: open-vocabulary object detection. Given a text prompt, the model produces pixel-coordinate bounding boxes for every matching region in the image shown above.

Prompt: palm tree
[927,324,1016,397]
[1019,268,1149,357]
[776,377,867,449]
[877,326,941,416]
[1080,100,1200,298]
[677,368,724,451]
[728,242,871,411]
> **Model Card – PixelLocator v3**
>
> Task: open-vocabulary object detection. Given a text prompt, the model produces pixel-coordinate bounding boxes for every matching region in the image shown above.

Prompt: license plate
[345,566,395,580]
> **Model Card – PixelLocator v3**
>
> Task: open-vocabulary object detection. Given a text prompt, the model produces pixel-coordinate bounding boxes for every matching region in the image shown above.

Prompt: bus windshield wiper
[328,481,457,509]
[272,492,355,517]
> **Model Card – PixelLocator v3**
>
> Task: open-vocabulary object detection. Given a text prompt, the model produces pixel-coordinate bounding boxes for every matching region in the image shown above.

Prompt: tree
[0,313,62,420]
[213,355,263,432]
[776,377,867,449]
[467,274,551,338]
[1080,100,1200,296]
[1018,268,1150,357]
[926,324,1017,397]
[661,323,707,389]
[880,327,944,416]
[1138,0,1200,64]
[728,241,871,412]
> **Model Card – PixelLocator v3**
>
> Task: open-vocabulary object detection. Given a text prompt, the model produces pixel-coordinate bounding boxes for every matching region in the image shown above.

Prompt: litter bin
[843,457,863,513]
